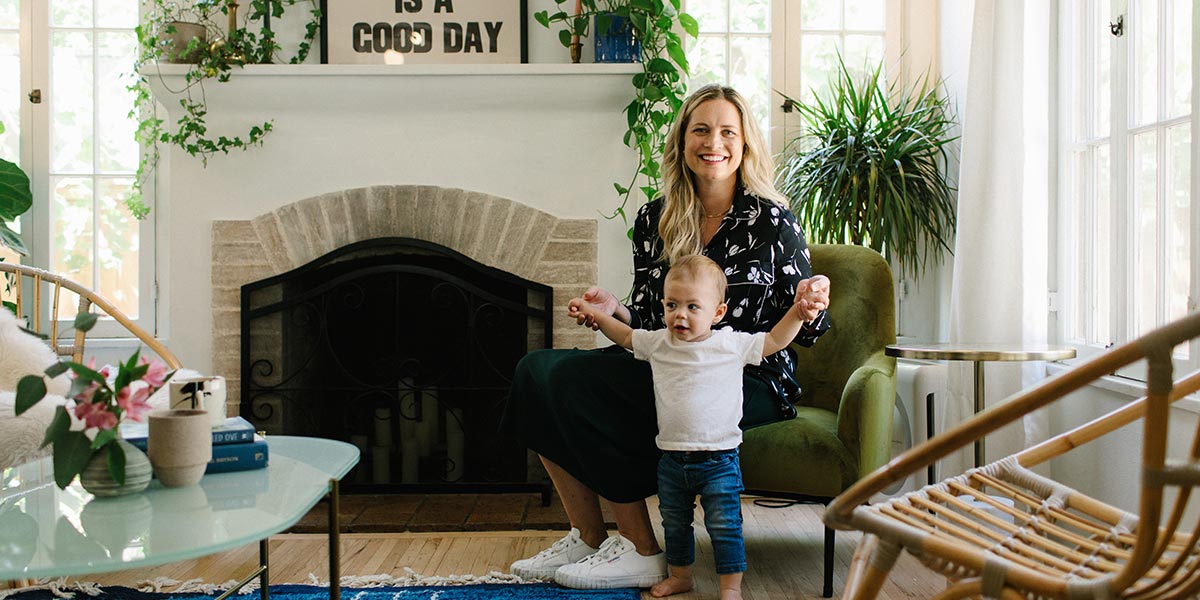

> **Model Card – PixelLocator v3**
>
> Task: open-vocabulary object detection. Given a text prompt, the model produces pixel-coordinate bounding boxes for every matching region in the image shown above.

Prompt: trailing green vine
[536,0,698,224]
[127,0,321,218]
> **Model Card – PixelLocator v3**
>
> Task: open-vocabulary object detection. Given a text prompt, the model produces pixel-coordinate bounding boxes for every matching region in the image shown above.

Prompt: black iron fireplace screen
[240,237,552,494]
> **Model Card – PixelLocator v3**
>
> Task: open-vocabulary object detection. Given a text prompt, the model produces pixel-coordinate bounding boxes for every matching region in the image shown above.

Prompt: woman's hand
[567,287,620,331]
[794,275,830,322]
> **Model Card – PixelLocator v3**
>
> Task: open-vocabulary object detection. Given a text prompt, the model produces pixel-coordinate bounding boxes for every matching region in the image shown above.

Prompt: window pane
[96,0,137,29]
[50,0,92,27]
[729,36,771,137]
[0,0,16,28]
[1069,151,1085,342]
[98,177,138,317]
[1094,144,1111,344]
[799,33,841,103]
[688,0,728,32]
[0,32,17,161]
[730,0,769,33]
[97,31,137,173]
[1167,123,1190,357]
[1092,4,1110,138]
[844,0,885,31]
[1132,130,1157,338]
[1168,0,1192,118]
[51,177,95,301]
[686,35,727,89]
[801,0,841,29]
[1131,0,1157,126]
[51,31,95,174]
[844,34,883,75]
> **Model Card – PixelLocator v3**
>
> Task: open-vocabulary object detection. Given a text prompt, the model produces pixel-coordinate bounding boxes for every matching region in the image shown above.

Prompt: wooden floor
[66,499,943,599]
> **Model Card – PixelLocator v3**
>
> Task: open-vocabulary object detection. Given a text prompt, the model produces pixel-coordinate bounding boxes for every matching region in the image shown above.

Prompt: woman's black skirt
[502,345,782,503]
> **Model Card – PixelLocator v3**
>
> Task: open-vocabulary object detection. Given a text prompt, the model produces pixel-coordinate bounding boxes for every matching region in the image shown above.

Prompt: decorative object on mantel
[0,120,31,257]
[13,311,174,494]
[593,13,639,63]
[319,0,529,65]
[775,54,959,281]
[127,0,321,219]
[535,0,699,226]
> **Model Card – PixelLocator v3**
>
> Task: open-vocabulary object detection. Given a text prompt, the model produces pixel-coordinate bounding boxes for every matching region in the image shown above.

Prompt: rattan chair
[0,262,180,369]
[825,311,1200,599]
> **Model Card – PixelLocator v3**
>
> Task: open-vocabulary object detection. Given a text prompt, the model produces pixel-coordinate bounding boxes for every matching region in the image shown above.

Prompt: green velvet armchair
[740,243,897,597]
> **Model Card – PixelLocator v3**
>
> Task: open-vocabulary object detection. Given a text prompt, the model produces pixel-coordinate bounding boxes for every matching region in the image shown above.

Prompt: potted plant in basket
[535,0,699,224]
[127,0,321,218]
[14,312,173,495]
[775,55,958,281]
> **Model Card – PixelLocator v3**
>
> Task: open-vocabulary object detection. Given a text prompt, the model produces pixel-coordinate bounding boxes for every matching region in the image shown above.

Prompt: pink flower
[73,400,118,431]
[117,381,154,422]
[140,357,169,389]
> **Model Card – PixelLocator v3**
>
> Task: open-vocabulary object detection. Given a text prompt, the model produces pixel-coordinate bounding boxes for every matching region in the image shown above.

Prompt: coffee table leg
[973,361,985,467]
[329,478,341,600]
[260,539,270,600]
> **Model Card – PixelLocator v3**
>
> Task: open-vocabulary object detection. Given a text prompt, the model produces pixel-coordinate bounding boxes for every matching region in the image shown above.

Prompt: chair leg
[844,535,899,600]
[823,526,835,597]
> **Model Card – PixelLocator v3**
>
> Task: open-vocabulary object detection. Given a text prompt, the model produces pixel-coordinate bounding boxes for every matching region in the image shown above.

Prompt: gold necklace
[703,206,732,219]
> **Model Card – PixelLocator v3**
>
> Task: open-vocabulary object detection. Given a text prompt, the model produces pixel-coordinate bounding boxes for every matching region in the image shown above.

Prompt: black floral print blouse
[625,187,831,404]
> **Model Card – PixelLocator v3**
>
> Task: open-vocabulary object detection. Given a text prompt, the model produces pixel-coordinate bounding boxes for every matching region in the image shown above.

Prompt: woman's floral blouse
[625,187,831,404]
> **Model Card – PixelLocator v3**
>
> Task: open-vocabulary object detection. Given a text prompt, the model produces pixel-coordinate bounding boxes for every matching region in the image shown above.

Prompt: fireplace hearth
[240,237,552,495]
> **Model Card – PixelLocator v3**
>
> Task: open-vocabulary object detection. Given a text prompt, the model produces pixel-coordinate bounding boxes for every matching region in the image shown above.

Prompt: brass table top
[885,343,1077,363]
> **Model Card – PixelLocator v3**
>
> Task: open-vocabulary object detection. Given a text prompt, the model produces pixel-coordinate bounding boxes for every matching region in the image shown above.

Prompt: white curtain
[943,0,1053,476]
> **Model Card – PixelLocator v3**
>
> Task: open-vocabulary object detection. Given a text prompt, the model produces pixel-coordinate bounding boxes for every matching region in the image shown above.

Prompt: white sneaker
[510,528,600,579]
[553,534,667,589]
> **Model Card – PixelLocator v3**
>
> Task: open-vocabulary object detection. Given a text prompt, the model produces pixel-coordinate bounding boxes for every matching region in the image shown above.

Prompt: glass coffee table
[0,436,359,600]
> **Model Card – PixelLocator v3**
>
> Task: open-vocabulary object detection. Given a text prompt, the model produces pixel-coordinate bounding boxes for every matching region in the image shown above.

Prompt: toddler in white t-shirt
[567,254,826,600]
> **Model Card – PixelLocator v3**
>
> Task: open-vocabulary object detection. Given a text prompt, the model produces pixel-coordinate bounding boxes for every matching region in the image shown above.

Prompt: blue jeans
[656,449,746,574]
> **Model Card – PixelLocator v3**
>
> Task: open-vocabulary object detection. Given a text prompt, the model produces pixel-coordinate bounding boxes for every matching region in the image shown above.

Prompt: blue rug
[1,585,640,600]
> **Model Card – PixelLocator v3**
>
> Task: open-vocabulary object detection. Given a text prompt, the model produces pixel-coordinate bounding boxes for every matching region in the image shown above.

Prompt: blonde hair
[658,84,786,265]
[664,254,728,301]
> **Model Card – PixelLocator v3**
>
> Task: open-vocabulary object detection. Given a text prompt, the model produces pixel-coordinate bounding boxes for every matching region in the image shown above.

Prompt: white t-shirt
[631,328,767,451]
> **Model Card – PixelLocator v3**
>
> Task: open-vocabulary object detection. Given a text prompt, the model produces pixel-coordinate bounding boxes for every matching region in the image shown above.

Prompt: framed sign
[320,0,528,64]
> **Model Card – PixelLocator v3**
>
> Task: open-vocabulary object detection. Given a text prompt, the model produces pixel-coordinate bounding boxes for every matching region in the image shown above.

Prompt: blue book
[122,416,256,451]
[206,435,269,474]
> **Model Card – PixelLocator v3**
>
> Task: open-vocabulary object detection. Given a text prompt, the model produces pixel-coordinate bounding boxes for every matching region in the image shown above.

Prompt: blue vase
[594,13,640,63]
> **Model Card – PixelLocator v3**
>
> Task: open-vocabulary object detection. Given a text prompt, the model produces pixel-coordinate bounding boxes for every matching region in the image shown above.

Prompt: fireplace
[210,185,600,494]
[240,237,551,493]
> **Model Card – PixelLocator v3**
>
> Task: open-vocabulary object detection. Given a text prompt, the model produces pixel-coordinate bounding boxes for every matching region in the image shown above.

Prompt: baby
[567,254,825,599]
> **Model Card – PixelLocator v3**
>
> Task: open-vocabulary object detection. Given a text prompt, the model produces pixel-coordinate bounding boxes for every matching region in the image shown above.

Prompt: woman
[504,84,831,590]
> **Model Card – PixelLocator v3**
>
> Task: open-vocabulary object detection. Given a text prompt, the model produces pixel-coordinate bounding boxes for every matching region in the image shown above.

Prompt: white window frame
[1055,0,1199,378]
[11,0,158,342]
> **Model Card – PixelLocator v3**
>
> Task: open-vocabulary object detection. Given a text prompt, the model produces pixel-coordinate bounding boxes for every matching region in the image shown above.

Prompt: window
[1,0,152,334]
[1057,0,1196,371]
[684,0,893,152]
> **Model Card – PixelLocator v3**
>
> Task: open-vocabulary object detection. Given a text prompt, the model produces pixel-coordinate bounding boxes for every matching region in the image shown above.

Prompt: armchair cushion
[741,406,854,498]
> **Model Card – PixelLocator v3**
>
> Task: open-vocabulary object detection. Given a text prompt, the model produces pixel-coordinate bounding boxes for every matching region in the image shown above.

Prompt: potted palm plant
[776,56,958,281]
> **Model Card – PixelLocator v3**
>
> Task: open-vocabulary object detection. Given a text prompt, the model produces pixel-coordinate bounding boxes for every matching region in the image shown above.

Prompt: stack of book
[123,416,269,474]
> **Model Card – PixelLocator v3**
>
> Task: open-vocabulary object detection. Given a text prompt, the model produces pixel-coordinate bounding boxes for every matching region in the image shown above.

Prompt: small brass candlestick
[569,42,583,64]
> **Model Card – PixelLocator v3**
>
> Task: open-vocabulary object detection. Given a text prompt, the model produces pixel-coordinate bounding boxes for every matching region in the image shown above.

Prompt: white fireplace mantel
[145,63,642,112]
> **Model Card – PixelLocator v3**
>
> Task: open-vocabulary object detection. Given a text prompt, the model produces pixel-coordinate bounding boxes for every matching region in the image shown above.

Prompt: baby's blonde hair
[664,254,727,301]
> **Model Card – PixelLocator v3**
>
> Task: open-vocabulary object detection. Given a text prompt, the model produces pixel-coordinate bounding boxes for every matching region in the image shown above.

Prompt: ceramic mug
[169,376,227,428]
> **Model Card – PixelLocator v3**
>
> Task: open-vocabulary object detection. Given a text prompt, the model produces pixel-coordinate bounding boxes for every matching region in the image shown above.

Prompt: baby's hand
[794,275,830,322]
[566,286,617,331]
[567,297,601,330]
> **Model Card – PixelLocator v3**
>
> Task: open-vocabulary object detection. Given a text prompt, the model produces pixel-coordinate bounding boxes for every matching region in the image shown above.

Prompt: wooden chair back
[0,262,180,369]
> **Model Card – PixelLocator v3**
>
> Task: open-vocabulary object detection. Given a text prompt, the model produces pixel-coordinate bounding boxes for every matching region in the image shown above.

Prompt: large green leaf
[0,158,31,222]
[52,431,95,490]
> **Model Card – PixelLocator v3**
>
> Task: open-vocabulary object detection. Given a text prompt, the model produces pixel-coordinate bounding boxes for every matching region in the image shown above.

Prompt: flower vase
[79,439,153,497]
